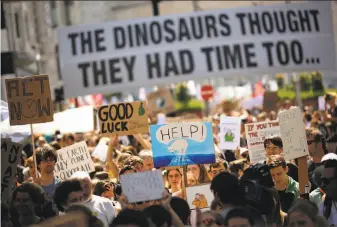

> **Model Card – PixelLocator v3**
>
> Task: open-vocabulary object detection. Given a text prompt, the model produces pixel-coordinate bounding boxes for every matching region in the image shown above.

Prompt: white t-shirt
[83,195,116,227]
[319,201,337,227]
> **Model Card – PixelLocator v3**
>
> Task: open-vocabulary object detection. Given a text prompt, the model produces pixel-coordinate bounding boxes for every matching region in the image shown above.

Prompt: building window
[14,12,20,38]
[51,0,57,27]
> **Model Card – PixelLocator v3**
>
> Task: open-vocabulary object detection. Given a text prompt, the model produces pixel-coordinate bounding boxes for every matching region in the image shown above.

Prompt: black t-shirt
[278,189,294,213]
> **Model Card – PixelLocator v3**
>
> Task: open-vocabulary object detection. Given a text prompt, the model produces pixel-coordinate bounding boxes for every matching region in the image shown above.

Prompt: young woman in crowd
[165,168,183,198]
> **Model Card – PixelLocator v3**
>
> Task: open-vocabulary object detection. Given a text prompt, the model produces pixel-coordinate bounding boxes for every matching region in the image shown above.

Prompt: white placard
[278,107,309,160]
[120,170,165,203]
[54,141,95,181]
[318,96,325,110]
[91,137,109,162]
[245,120,280,163]
[58,2,335,98]
[220,116,241,150]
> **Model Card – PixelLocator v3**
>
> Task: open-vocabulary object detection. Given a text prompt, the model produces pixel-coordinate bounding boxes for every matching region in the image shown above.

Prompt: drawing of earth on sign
[150,122,215,167]
[224,128,235,142]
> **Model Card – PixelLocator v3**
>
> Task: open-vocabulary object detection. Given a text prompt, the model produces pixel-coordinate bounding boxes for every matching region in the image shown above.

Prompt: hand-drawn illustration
[155,97,166,109]
[192,193,209,209]
[224,128,235,142]
[138,102,145,116]
[150,122,215,167]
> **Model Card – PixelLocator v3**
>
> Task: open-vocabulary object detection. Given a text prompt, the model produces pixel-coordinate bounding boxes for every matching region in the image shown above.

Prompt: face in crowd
[36,145,57,176]
[187,164,200,181]
[167,169,182,190]
[321,160,337,200]
[264,137,283,158]
[268,156,289,191]
[142,156,154,171]
[187,172,198,187]
[208,162,228,181]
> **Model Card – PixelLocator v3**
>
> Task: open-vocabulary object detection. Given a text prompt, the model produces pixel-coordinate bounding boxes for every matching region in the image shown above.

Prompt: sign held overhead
[58,2,335,98]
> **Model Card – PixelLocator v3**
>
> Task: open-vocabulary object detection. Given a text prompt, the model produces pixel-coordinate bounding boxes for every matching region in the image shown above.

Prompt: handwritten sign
[1,138,22,202]
[245,120,280,163]
[91,137,109,162]
[186,184,214,210]
[120,170,165,203]
[5,75,54,126]
[54,141,95,181]
[147,88,175,115]
[220,116,241,150]
[150,122,215,167]
[278,107,309,160]
[98,101,149,136]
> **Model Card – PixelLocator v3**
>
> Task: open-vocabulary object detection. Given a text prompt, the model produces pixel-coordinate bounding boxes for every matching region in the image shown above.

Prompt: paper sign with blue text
[220,116,241,150]
[278,107,309,161]
[120,170,165,203]
[150,122,215,167]
[98,101,149,136]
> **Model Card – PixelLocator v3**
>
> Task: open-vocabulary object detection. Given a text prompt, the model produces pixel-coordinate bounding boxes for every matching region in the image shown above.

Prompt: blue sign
[150,122,215,167]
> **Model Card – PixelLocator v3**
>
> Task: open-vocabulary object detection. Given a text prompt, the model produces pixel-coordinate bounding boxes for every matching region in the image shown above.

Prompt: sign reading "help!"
[98,101,149,136]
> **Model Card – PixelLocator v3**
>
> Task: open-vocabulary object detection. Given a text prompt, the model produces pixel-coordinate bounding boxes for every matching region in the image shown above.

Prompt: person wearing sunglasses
[319,159,337,226]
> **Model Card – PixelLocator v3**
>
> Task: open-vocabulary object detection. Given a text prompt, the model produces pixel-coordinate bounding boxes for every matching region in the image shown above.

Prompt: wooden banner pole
[297,156,309,195]
[30,124,39,179]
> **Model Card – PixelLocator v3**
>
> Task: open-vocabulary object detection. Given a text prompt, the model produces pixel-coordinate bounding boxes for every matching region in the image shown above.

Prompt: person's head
[187,164,210,184]
[89,163,104,179]
[264,136,283,157]
[223,208,254,227]
[268,155,289,190]
[166,169,182,190]
[70,171,92,203]
[288,199,328,227]
[12,183,45,216]
[119,165,137,179]
[200,211,224,227]
[50,141,61,150]
[306,128,328,159]
[120,145,138,156]
[110,209,149,227]
[139,150,154,171]
[63,133,75,146]
[35,144,57,175]
[37,136,46,147]
[325,92,336,107]
[144,205,172,227]
[257,112,267,122]
[93,180,115,200]
[93,171,110,181]
[208,160,229,180]
[210,199,223,213]
[210,172,244,207]
[54,179,83,212]
[66,204,104,227]
[229,159,249,178]
[125,156,144,172]
[187,172,198,187]
[170,197,191,225]
[117,153,132,169]
[321,159,337,200]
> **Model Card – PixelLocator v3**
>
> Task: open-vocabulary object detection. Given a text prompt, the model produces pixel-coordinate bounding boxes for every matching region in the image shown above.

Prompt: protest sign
[54,141,95,181]
[263,91,279,112]
[91,137,109,162]
[278,107,309,161]
[98,101,149,136]
[1,138,22,202]
[147,88,175,115]
[245,120,280,163]
[120,170,165,203]
[150,122,215,167]
[220,116,241,150]
[5,75,54,126]
[186,184,214,210]
[58,2,335,98]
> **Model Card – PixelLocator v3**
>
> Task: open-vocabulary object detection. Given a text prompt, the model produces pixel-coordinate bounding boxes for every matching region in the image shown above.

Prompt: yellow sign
[98,101,149,136]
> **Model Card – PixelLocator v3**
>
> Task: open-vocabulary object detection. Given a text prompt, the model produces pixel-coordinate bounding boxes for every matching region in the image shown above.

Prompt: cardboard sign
[150,122,215,168]
[220,116,241,150]
[278,107,309,160]
[120,170,165,203]
[186,184,214,210]
[5,75,54,125]
[147,88,175,114]
[263,91,279,112]
[58,2,335,98]
[54,141,95,181]
[98,101,149,136]
[245,120,280,163]
[1,138,22,202]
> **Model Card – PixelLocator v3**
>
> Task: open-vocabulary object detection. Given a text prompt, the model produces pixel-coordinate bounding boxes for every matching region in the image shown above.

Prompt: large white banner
[58,2,335,98]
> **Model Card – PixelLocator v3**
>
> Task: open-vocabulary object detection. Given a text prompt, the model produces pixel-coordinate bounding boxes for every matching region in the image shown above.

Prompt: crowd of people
[1,92,337,227]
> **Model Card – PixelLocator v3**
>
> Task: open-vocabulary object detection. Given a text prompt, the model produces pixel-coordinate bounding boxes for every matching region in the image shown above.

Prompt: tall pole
[152,0,160,16]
